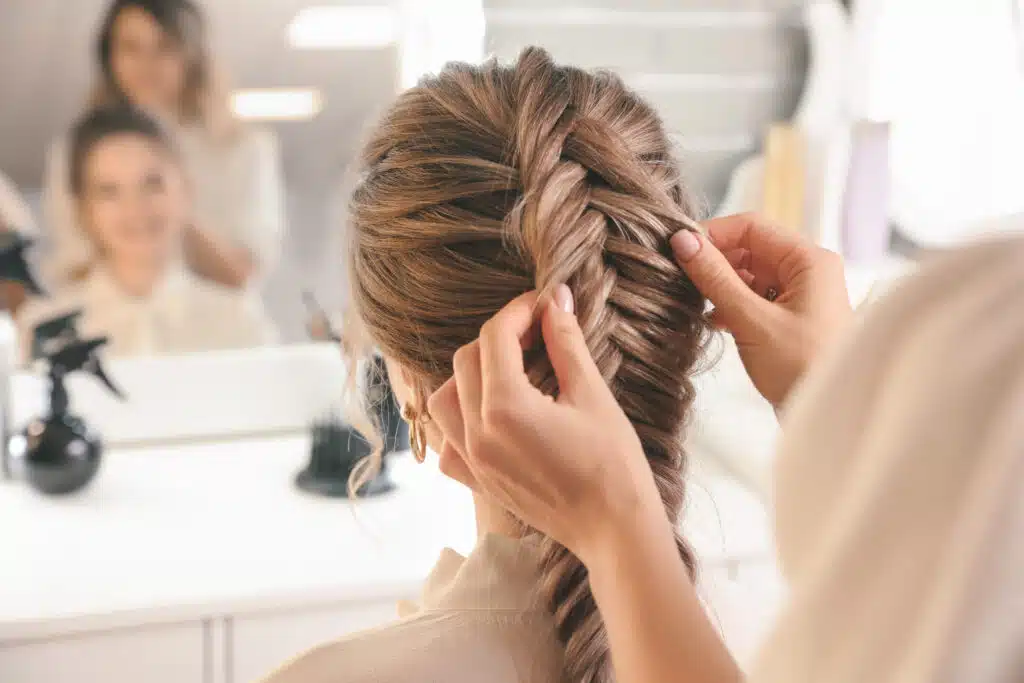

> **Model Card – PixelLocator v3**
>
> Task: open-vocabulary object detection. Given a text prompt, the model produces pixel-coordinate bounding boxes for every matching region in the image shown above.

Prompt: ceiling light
[288,6,397,49]
[230,89,323,121]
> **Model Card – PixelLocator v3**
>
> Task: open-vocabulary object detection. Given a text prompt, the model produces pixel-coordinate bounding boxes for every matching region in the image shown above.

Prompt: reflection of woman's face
[110,6,187,116]
[79,133,187,295]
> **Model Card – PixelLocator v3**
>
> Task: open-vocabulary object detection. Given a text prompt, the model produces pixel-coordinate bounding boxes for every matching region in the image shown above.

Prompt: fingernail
[671,230,702,262]
[554,284,574,314]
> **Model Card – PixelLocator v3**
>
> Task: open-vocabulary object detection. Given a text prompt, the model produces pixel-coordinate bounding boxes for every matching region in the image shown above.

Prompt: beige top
[16,265,278,360]
[41,125,286,288]
[262,534,567,683]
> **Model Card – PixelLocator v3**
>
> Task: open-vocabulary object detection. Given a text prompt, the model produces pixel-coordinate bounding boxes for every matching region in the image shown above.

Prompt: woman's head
[93,0,224,130]
[70,105,187,294]
[349,48,707,683]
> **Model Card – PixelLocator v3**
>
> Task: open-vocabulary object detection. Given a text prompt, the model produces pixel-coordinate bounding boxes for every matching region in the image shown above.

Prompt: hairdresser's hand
[671,213,853,409]
[427,289,671,566]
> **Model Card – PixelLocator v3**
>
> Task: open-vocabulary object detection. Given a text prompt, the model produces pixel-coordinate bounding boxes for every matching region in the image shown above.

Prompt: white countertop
[0,434,774,642]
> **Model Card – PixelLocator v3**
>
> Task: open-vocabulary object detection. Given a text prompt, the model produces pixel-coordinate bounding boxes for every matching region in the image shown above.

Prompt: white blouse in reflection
[262,534,567,683]
[41,125,286,288]
[16,266,278,360]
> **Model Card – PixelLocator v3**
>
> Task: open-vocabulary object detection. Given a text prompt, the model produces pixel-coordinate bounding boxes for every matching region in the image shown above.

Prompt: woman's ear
[382,356,418,411]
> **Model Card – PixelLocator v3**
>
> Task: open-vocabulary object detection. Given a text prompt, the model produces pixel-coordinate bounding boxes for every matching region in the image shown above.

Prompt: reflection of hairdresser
[19,106,277,360]
[0,169,37,313]
[42,0,285,291]
[432,215,1024,683]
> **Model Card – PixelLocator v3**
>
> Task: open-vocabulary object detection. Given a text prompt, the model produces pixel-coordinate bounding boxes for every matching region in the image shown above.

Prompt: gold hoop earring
[402,403,430,464]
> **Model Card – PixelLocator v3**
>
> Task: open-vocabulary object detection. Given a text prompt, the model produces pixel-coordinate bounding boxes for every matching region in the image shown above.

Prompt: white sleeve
[41,138,94,288]
[234,129,287,277]
[231,292,280,348]
[0,170,36,235]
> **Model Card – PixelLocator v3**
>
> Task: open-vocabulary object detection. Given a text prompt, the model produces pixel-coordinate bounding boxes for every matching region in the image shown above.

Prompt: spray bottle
[0,232,45,480]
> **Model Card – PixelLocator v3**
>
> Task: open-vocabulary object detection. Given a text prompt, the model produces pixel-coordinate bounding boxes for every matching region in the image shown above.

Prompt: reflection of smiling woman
[18,107,277,360]
[43,0,285,291]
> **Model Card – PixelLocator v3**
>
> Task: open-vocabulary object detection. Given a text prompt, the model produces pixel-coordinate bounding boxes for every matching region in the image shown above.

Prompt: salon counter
[0,434,778,683]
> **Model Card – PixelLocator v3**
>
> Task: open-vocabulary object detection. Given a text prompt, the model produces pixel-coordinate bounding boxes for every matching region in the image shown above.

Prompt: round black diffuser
[295,356,408,498]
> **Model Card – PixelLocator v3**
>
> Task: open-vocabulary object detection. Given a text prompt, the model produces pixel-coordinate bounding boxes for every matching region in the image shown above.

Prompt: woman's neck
[473,492,523,540]
[98,259,176,299]
[111,265,163,297]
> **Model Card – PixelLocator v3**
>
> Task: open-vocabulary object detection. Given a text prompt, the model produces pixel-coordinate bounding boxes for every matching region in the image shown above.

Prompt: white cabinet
[231,600,406,683]
[0,437,780,680]
[0,622,206,683]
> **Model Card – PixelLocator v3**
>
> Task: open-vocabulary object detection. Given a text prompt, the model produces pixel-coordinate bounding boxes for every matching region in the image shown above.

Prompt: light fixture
[287,6,397,49]
[230,89,324,121]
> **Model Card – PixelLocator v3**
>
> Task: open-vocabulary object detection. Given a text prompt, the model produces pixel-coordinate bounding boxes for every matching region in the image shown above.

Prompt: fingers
[539,293,605,404]
[428,377,480,490]
[477,290,541,402]
[701,213,800,253]
[671,229,768,329]
[437,438,478,491]
[701,213,810,286]
[427,377,465,457]
[725,248,750,271]
[452,341,484,443]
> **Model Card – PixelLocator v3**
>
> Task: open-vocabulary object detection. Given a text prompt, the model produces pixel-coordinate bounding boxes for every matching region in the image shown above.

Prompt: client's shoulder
[261,608,562,683]
[261,536,564,683]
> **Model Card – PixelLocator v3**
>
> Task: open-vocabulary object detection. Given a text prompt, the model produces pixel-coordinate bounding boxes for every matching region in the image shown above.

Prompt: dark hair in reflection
[92,0,235,138]
[68,105,173,196]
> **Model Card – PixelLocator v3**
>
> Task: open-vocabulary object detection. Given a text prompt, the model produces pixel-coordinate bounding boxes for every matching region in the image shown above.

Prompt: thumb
[541,288,605,403]
[670,229,766,330]
[437,439,479,492]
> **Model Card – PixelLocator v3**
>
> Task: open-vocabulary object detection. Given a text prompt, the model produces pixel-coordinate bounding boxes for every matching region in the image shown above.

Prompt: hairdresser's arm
[183,221,256,289]
[182,131,284,289]
[587,501,744,683]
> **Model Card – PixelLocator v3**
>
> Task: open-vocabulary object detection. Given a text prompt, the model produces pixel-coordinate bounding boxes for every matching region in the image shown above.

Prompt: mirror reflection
[1,0,404,359]
[18,105,279,357]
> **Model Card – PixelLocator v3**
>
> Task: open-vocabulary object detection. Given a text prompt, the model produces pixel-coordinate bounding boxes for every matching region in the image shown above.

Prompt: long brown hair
[91,0,236,140]
[348,47,708,683]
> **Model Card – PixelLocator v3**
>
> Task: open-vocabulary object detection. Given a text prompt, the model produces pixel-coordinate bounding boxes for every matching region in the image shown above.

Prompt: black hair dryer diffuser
[11,331,124,495]
[295,356,407,498]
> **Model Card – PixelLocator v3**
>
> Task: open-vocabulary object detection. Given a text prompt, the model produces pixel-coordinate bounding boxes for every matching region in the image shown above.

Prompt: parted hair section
[348,47,709,683]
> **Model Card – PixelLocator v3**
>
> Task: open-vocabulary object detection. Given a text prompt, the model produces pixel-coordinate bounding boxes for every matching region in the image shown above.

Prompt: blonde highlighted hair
[347,47,709,683]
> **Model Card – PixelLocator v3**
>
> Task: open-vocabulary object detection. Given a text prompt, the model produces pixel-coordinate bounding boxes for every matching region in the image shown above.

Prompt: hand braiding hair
[348,47,709,683]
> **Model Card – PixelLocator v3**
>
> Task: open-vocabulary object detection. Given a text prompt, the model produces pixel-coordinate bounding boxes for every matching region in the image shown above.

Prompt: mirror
[0,0,434,362]
[0,0,809,365]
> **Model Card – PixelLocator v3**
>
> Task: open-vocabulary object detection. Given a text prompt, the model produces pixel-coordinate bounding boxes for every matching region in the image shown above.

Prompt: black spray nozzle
[31,309,84,361]
[0,231,44,296]
[47,336,125,400]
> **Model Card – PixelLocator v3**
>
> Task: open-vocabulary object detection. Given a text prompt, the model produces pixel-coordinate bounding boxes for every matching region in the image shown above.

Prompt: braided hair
[348,47,708,683]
